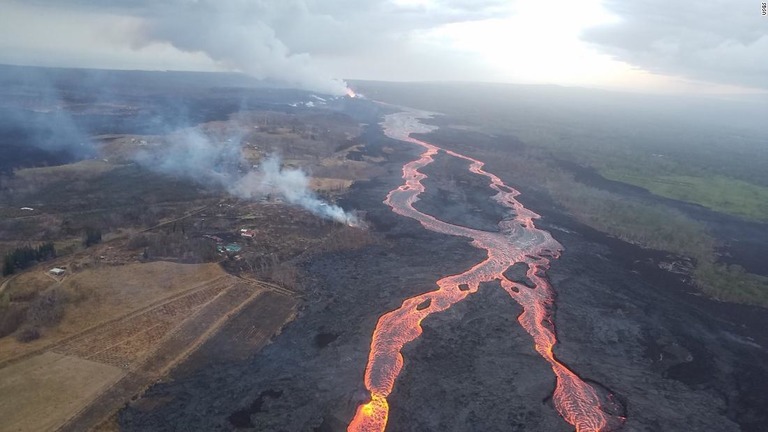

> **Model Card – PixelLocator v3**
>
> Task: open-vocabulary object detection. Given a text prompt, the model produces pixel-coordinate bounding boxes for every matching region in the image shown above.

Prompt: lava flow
[348,110,623,432]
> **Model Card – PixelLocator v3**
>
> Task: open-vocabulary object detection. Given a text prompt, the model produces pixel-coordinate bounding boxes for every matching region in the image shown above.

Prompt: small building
[49,268,65,276]
[240,229,256,239]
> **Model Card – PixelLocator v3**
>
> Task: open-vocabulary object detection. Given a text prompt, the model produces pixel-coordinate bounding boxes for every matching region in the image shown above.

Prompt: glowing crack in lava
[348,110,623,432]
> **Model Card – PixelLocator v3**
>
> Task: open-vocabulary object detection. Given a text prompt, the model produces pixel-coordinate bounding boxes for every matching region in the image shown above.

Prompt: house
[49,268,65,276]
[240,229,256,239]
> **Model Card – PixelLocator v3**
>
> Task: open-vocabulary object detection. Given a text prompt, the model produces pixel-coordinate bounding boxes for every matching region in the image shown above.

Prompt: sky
[0,0,765,95]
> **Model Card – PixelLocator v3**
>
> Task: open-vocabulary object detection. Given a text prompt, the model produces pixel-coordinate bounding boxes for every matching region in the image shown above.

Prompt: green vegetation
[3,242,56,276]
[601,172,768,223]
[695,263,768,306]
[550,180,715,258]
[357,82,768,307]
[82,227,103,247]
[554,173,768,308]
[549,177,768,305]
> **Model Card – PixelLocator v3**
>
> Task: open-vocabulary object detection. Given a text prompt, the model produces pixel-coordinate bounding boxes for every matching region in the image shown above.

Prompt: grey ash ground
[120,113,768,432]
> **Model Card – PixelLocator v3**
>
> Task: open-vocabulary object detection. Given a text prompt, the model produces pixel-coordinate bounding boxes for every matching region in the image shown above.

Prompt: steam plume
[231,156,359,225]
[137,1,350,95]
[134,128,358,225]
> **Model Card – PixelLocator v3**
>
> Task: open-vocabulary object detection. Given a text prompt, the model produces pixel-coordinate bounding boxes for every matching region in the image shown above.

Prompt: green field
[601,172,768,222]
[695,262,768,306]
[355,81,768,307]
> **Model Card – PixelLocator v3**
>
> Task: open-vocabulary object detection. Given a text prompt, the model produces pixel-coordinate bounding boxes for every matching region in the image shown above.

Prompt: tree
[2,254,14,276]
[82,227,102,247]
[2,242,55,275]
[36,242,55,260]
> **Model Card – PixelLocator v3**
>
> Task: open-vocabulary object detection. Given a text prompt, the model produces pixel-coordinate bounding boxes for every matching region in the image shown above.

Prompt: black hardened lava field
[1,62,766,432]
[118,103,768,432]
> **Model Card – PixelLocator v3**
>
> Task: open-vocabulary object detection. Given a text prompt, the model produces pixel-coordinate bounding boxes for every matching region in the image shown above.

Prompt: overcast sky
[0,0,765,95]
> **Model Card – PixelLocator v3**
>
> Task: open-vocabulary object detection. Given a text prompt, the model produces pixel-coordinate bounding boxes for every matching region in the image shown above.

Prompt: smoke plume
[134,128,359,225]
[230,156,359,225]
[135,1,350,95]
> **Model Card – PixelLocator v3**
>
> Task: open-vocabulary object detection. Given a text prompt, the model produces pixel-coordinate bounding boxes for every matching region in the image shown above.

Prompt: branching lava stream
[348,110,623,432]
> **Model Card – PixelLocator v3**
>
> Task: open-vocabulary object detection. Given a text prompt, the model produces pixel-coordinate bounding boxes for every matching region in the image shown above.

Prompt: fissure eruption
[348,110,624,432]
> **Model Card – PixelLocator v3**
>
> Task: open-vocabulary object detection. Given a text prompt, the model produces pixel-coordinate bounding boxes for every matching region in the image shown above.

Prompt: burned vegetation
[0,69,384,432]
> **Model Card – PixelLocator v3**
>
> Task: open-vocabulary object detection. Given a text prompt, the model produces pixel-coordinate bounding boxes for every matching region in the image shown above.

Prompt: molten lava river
[348,110,624,432]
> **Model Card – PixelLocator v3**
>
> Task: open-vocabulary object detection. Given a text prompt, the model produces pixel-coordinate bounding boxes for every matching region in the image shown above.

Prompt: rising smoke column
[231,155,359,225]
[134,0,350,95]
[134,128,358,225]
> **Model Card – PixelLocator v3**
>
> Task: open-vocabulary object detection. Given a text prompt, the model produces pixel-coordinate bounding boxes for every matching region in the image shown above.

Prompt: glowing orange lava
[348,110,622,432]
[346,87,357,98]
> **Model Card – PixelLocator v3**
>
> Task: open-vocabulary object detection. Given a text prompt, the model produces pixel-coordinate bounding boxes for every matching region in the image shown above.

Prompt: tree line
[2,242,56,276]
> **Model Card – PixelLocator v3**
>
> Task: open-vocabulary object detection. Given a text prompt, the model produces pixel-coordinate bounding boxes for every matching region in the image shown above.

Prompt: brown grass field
[0,261,298,432]
[0,109,370,431]
[0,262,226,363]
[0,352,125,432]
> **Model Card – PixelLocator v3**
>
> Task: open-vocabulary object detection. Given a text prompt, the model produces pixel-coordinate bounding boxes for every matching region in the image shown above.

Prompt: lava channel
[348,110,624,432]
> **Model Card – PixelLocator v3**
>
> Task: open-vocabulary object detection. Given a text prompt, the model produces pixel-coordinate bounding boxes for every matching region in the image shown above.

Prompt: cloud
[583,0,768,89]
[11,0,512,94]
[15,0,763,92]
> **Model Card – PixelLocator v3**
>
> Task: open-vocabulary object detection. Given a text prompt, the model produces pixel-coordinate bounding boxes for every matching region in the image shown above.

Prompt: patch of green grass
[601,171,768,222]
[551,176,768,307]
[358,81,768,307]
[694,262,768,307]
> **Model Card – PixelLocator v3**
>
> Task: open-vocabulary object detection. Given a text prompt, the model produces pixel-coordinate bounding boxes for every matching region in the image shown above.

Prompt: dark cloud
[584,0,768,88]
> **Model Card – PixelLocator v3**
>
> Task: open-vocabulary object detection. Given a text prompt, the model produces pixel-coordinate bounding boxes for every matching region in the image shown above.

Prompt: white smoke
[134,128,359,225]
[230,155,359,226]
[136,128,241,186]
[135,0,350,95]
